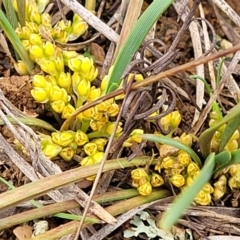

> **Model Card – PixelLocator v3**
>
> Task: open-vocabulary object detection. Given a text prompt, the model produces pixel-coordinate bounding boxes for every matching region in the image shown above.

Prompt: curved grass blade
[199,102,240,157]
[213,151,231,177]
[218,117,240,152]
[142,134,202,167]
[159,152,215,230]
[214,149,240,177]
[0,9,34,72]
[105,0,174,93]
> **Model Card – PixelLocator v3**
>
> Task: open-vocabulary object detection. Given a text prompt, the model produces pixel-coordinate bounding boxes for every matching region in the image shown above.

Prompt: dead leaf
[13,224,33,240]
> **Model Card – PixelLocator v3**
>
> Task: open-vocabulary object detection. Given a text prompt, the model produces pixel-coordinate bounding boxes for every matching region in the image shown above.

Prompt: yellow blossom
[137,181,152,196]
[42,142,62,159]
[131,168,148,181]
[170,174,185,188]
[75,130,89,146]
[31,87,49,103]
[51,130,75,147]
[62,104,75,119]
[59,147,75,161]
[83,142,98,156]
[151,173,164,187]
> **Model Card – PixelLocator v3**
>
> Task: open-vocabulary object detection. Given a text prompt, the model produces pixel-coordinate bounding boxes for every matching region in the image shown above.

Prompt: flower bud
[83,142,98,156]
[170,111,181,130]
[130,129,143,143]
[31,87,49,103]
[160,113,171,132]
[52,27,69,43]
[134,73,144,81]
[62,104,75,119]
[100,75,109,92]
[87,87,101,102]
[29,33,42,46]
[154,163,161,173]
[91,138,107,152]
[170,174,185,188]
[42,142,62,159]
[68,57,82,72]
[131,168,148,181]
[187,162,200,176]
[150,173,164,187]
[29,10,42,25]
[75,130,89,146]
[224,139,238,152]
[213,175,227,199]
[32,75,48,88]
[49,85,68,103]
[76,79,90,97]
[30,45,44,59]
[81,66,98,82]
[51,130,75,147]
[177,151,191,167]
[108,103,119,117]
[55,54,65,73]
[14,61,29,75]
[62,50,78,65]
[57,72,71,90]
[81,156,94,166]
[50,100,65,113]
[230,130,240,141]
[41,13,52,27]
[137,181,152,196]
[180,133,192,147]
[161,156,175,169]
[229,164,240,177]
[59,146,75,161]
[69,20,88,41]
[92,152,104,163]
[39,60,58,76]
[194,190,211,205]
[43,41,55,57]
[26,22,39,33]
[103,122,122,137]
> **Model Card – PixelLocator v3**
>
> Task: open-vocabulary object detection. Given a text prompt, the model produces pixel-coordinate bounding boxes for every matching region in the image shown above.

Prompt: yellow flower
[160,113,171,132]
[49,85,68,103]
[75,79,90,97]
[14,61,29,75]
[37,0,50,13]
[187,162,199,176]
[29,10,41,25]
[137,181,152,196]
[57,72,72,90]
[213,175,227,199]
[43,41,55,57]
[51,130,75,147]
[170,110,181,130]
[81,156,94,166]
[108,103,119,117]
[224,139,238,152]
[100,75,109,92]
[78,56,93,73]
[87,87,101,102]
[50,100,65,113]
[194,190,211,205]
[83,142,98,156]
[59,147,75,161]
[42,142,62,159]
[75,130,89,146]
[39,60,58,76]
[180,133,192,147]
[41,12,52,27]
[55,54,65,73]
[161,156,175,169]
[62,104,75,119]
[31,87,49,103]
[32,75,48,88]
[91,138,108,152]
[29,33,42,45]
[69,19,88,41]
[92,152,104,163]
[68,57,82,72]
[52,27,69,43]
[62,50,78,65]
[151,173,164,187]
[178,151,191,167]
[103,122,122,137]
[154,163,162,173]
[30,45,44,59]
[131,168,148,181]
[170,174,185,188]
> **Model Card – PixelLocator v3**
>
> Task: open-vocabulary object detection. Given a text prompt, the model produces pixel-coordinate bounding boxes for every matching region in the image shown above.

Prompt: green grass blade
[219,117,240,152]
[142,134,202,167]
[213,151,231,177]
[105,0,174,93]
[199,102,240,157]
[2,0,18,29]
[159,152,215,230]
[16,0,26,26]
[0,9,34,72]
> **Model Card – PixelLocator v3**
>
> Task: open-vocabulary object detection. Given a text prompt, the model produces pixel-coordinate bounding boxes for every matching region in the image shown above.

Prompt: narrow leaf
[218,117,240,152]
[199,102,240,157]
[105,0,174,93]
[159,152,215,230]
[142,134,202,167]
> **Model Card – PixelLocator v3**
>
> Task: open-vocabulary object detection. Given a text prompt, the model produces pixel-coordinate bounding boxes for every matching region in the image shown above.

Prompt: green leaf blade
[105,0,174,93]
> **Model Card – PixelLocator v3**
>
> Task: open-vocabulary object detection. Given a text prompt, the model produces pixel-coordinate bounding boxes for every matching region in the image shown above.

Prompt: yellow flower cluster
[131,168,164,196]
[209,111,239,152]
[13,0,122,162]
